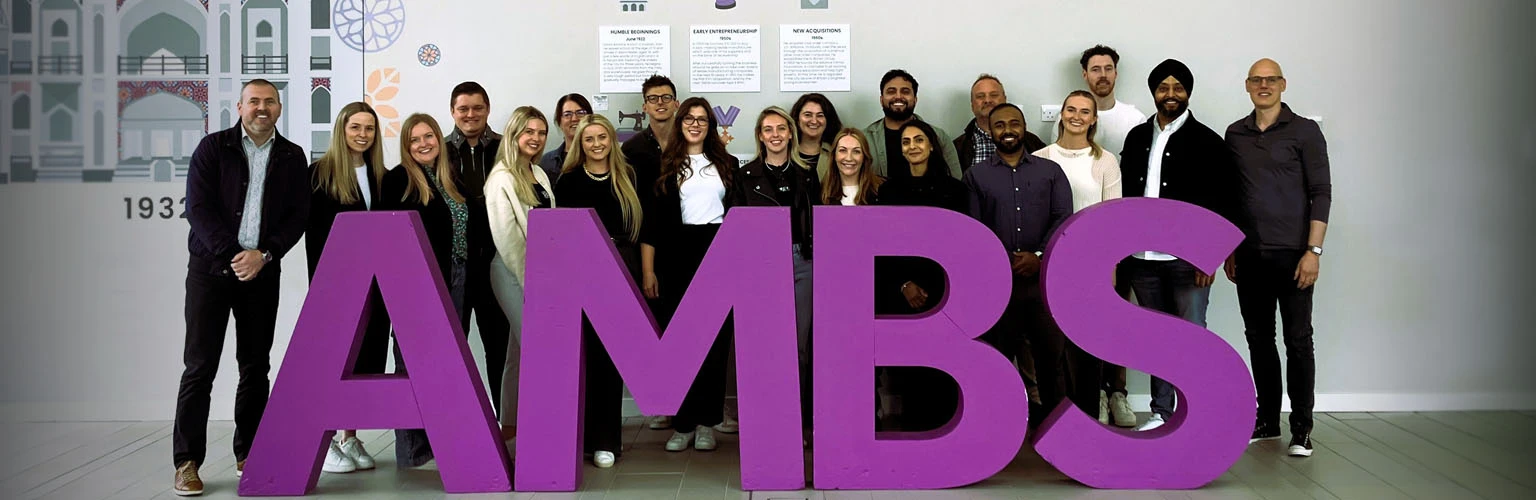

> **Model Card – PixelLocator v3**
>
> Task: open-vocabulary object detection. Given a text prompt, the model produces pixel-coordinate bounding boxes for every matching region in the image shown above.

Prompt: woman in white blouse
[484,106,554,445]
[1033,89,1132,427]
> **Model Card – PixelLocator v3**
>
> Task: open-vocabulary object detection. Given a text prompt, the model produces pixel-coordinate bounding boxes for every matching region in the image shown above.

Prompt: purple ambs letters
[239,211,510,496]
[516,208,805,491]
[1035,198,1254,489]
[812,206,1030,489]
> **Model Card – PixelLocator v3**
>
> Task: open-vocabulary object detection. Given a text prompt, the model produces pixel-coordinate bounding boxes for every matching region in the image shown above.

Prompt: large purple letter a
[238,211,511,495]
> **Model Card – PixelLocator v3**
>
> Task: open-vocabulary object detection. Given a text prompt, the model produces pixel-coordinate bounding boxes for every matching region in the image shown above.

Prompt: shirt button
[1161,182,1167,187]
[1014,187,1019,191]
[1016,207,1021,211]
[1164,152,1171,156]
[1016,228,1021,231]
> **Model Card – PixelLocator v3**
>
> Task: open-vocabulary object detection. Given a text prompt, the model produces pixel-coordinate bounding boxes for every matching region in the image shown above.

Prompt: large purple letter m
[516,208,806,491]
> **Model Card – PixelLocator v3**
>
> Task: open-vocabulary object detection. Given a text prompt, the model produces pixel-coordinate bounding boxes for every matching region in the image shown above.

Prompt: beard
[1092,78,1114,98]
[994,133,1025,154]
[1158,97,1188,120]
[882,100,914,122]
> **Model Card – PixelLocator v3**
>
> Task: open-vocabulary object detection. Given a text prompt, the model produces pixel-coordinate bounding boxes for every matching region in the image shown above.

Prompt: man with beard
[1224,58,1331,457]
[957,74,1046,172]
[1056,45,1146,165]
[1118,59,1240,431]
[863,69,963,179]
[962,103,1082,429]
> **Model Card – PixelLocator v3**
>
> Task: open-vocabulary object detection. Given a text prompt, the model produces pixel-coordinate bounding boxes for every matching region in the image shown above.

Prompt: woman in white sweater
[484,106,554,444]
[1033,89,1131,427]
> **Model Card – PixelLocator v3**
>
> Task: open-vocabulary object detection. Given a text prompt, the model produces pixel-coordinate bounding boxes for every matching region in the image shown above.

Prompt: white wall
[2,0,1533,421]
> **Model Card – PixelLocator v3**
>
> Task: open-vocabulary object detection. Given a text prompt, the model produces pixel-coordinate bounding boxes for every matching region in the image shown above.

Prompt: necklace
[584,167,611,181]
[1056,144,1090,158]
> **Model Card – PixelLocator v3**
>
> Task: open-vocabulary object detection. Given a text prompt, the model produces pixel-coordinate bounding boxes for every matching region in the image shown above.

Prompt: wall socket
[1041,104,1061,122]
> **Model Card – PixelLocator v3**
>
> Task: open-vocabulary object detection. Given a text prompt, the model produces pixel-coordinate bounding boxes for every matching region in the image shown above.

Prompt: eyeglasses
[680,115,709,126]
[1246,76,1284,86]
[561,110,591,120]
[644,94,677,104]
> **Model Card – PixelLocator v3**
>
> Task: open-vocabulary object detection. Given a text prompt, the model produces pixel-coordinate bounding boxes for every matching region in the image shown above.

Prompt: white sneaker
[648,415,673,430]
[1097,390,1110,425]
[1110,393,1137,428]
[593,451,616,468]
[713,414,739,434]
[339,436,375,470]
[322,442,358,473]
[665,431,694,452]
[1136,414,1166,432]
[694,426,717,451]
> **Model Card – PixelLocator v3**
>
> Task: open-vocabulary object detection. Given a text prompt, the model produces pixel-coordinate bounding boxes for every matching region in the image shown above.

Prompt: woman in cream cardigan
[484,106,554,445]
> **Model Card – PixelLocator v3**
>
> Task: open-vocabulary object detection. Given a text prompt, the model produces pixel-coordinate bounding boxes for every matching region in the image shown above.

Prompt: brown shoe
[173,461,203,496]
[236,460,246,477]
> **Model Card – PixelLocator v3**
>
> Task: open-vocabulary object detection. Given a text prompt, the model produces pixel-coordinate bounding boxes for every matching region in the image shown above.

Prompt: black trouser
[583,242,638,455]
[465,255,511,416]
[876,271,958,432]
[1236,248,1316,434]
[981,275,1100,425]
[353,291,392,375]
[173,266,280,467]
[1101,267,1132,396]
[661,224,733,431]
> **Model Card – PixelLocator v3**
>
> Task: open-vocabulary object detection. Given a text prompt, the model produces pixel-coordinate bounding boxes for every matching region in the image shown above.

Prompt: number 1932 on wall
[124,196,187,220]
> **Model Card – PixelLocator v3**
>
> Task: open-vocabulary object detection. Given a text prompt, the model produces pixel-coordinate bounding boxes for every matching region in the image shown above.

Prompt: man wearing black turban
[1116,58,1243,432]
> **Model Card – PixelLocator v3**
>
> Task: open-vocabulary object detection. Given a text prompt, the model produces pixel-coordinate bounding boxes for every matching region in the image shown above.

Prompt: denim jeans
[393,257,468,468]
[1123,258,1211,419]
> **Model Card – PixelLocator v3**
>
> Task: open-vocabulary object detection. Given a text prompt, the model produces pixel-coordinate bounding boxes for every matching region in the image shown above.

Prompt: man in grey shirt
[1224,58,1332,458]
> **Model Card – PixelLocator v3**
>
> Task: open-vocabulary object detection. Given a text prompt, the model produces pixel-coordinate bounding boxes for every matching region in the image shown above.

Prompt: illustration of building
[2,0,351,183]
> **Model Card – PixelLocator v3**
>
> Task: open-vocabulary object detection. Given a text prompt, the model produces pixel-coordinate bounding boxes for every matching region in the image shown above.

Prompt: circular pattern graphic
[333,0,407,53]
[417,44,441,67]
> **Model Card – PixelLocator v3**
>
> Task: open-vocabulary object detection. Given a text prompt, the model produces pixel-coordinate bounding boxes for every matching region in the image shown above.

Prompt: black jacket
[444,129,502,265]
[379,165,483,278]
[304,161,384,280]
[732,158,821,260]
[1119,112,1241,226]
[954,118,1047,174]
[185,122,310,276]
[872,172,968,314]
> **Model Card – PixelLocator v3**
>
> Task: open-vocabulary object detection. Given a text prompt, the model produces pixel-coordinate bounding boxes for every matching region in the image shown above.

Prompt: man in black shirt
[1224,58,1331,458]
[620,74,680,431]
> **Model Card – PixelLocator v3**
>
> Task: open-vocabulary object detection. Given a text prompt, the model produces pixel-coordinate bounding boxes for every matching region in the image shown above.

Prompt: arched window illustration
[13,0,31,34]
[13,96,30,130]
[93,14,104,73]
[256,21,272,38]
[93,110,104,165]
[51,19,68,37]
[49,109,72,142]
[220,13,231,73]
[311,87,330,124]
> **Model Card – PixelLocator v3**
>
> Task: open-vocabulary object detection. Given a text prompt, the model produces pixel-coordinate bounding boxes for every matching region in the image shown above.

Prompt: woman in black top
[304,101,388,473]
[552,114,644,468]
[876,119,968,432]
[377,112,474,468]
[640,97,742,452]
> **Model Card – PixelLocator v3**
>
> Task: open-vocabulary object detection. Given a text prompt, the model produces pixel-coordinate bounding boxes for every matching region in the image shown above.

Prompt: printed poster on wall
[600,26,672,94]
[779,24,852,92]
[689,25,762,93]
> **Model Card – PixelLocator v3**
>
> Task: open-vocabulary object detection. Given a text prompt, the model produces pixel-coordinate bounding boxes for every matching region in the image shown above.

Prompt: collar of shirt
[445,127,502,148]
[1153,109,1192,140]
[977,152,1043,172]
[1241,102,1296,133]
[240,124,275,151]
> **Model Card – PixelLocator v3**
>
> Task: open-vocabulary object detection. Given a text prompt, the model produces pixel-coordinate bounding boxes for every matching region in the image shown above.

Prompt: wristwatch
[261,250,273,263]
[1308,246,1323,256]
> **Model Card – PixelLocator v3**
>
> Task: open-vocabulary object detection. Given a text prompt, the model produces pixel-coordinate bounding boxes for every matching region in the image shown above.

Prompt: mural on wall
[0,0,365,184]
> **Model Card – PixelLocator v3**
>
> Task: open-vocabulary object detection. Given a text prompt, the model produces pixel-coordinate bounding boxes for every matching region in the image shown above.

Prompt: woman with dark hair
[640,96,743,452]
[820,127,883,206]
[876,119,968,432]
[790,93,844,180]
[541,93,594,181]
[305,101,387,474]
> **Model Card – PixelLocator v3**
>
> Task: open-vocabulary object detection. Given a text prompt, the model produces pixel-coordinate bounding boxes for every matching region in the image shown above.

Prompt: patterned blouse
[425,168,469,261]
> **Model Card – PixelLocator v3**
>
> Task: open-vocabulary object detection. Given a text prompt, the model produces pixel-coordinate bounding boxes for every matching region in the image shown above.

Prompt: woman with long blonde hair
[304,101,386,474]
[552,114,641,468]
[820,127,883,205]
[484,106,554,446]
[378,112,472,468]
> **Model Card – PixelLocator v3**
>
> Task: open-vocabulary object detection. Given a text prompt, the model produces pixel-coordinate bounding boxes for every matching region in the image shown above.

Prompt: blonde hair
[752,106,809,170]
[1054,90,1104,159]
[493,106,550,207]
[562,115,644,243]
[314,102,386,204]
[398,113,464,205]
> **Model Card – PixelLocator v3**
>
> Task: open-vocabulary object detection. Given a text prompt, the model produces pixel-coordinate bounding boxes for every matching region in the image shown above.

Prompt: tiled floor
[2,412,1533,499]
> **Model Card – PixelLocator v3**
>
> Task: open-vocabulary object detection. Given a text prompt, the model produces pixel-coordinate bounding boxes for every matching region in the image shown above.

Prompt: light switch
[1041,104,1061,122]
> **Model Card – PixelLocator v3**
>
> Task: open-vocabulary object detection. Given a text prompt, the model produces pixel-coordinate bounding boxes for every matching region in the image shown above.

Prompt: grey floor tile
[1326,412,1381,421]
[1374,412,1535,488]
[1333,415,1531,499]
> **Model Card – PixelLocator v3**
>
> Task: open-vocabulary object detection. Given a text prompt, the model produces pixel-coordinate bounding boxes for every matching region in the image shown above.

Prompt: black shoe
[1287,432,1314,457]
[1250,421,1282,443]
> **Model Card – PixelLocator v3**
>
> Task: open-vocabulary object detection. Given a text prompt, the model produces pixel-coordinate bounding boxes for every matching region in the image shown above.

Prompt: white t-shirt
[841,185,859,206]
[1055,99,1146,159]
[679,153,726,224]
[354,165,372,210]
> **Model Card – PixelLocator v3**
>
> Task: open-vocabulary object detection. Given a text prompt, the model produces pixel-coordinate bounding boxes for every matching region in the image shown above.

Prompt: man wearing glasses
[1224,58,1331,458]
[542,93,595,182]
[620,74,680,431]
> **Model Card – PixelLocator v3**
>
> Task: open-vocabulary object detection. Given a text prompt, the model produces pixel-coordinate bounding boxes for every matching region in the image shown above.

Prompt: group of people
[168,43,1331,497]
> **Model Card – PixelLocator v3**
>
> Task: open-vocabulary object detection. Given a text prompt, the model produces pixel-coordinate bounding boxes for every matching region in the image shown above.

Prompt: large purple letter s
[1035,198,1255,488]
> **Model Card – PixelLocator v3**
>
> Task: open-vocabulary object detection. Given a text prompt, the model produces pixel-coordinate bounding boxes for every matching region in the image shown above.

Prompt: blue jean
[393,257,468,467]
[1123,258,1210,419]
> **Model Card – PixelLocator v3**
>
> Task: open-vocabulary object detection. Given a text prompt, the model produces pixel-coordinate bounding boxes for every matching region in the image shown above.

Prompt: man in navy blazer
[172,79,310,496]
